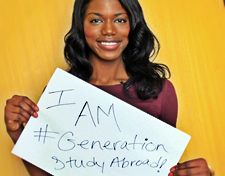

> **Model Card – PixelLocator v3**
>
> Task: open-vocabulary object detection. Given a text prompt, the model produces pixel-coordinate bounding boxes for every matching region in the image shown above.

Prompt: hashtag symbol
[34,124,59,144]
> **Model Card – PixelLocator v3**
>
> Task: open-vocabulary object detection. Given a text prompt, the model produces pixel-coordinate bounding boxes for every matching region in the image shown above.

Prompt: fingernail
[33,112,38,118]
[168,173,173,176]
[170,165,177,172]
[35,106,39,111]
[170,167,176,172]
[32,105,39,111]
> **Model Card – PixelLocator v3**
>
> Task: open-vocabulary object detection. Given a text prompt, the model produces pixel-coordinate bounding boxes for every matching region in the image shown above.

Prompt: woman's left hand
[169,158,211,176]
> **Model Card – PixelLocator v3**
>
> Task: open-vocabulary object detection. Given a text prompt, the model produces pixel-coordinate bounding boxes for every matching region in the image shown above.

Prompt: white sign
[12,68,190,176]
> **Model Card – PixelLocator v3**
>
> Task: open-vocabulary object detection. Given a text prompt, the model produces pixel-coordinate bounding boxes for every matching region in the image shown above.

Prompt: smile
[101,42,119,46]
[97,41,121,51]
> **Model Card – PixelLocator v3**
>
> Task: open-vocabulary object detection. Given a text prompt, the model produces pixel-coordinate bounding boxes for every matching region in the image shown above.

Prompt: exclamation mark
[157,159,167,173]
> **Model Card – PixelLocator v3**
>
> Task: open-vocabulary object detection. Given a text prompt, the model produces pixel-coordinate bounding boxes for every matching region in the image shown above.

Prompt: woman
[4,0,212,175]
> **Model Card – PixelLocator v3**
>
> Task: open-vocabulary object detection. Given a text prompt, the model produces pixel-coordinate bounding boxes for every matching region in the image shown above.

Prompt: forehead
[85,0,127,15]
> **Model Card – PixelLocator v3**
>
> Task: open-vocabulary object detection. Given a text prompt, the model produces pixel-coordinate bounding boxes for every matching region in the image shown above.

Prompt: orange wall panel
[1,0,224,175]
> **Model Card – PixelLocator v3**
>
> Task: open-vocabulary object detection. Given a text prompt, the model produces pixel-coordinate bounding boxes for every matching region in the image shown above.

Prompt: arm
[160,79,178,127]
[160,81,213,176]
[5,95,52,176]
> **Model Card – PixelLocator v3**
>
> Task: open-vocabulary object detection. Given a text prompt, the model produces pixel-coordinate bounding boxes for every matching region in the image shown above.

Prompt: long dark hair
[64,0,170,100]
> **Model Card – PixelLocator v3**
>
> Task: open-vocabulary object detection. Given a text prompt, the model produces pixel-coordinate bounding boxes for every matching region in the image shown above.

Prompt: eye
[114,19,127,23]
[90,19,103,23]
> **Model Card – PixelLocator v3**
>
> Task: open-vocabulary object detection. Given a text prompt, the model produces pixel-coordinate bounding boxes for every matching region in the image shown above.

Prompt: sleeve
[159,80,178,127]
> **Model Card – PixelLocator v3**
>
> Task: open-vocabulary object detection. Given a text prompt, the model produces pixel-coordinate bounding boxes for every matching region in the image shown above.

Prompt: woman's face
[83,0,130,62]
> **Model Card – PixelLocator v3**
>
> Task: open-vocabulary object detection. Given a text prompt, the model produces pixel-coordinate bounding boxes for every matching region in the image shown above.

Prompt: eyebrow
[87,12,127,17]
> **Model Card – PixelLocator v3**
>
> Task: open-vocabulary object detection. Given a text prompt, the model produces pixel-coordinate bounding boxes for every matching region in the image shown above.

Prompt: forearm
[9,132,52,176]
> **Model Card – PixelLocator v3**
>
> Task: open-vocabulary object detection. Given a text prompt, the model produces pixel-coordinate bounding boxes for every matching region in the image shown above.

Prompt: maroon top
[95,80,178,127]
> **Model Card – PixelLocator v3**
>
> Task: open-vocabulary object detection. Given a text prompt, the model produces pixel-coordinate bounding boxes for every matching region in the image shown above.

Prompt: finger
[6,111,29,123]
[5,112,29,131]
[6,105,31,120]
[173,166,206,176]
[10,95,39,112]
[176,158,207,170]
[173,159,210,176]
[23,96,39,111]
[5,101,37,120]
[13,96,38,117]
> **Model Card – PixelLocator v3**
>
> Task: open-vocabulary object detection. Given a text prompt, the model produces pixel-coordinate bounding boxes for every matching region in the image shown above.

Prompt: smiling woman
[83,0,130,85]
[3,0,215,176]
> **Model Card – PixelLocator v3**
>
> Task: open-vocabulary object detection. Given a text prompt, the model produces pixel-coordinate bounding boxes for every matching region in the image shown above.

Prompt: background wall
[0,0,224,175]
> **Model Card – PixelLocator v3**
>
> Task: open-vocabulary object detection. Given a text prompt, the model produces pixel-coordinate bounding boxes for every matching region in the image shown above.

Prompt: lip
[97,40,121,51]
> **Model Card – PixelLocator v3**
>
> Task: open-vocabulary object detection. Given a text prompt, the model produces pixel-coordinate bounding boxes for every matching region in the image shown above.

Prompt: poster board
[12,68,190,176]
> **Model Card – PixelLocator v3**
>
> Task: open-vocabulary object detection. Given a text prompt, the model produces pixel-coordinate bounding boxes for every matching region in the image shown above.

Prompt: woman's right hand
[4,95,39,143]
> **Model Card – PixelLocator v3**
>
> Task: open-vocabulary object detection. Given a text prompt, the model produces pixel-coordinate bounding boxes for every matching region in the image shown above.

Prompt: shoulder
[163,79,176,93]
[161,79,177,106]
[159,79,177,102]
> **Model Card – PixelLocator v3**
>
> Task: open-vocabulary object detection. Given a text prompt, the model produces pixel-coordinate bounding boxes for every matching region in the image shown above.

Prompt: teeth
[101,42,118,45]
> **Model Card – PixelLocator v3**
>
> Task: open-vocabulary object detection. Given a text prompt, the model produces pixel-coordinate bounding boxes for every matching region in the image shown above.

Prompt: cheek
[84,26,92,40]
[84,26,92,37]
[84,29,95,48]
[125,28,130,37]
[122,28,130,45]
[121,25,130,39]
[83,22,97,43]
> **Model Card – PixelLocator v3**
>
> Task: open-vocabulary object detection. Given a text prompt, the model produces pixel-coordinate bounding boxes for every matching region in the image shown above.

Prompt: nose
[101,21,116,36]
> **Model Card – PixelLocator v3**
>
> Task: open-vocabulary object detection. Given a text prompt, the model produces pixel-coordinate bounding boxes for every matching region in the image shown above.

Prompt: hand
[169,158,212,176]
[4,95,39,142]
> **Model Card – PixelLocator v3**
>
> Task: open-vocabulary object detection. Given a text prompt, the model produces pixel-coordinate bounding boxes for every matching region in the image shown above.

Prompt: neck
[89,56,129,86]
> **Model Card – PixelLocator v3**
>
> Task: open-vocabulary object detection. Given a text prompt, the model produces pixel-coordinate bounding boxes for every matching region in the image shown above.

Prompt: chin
[100,56,122,62]
[98,52,123,61]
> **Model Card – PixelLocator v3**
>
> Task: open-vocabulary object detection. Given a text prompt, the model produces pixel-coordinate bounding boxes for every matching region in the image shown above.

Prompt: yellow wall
[0,0,224,175]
